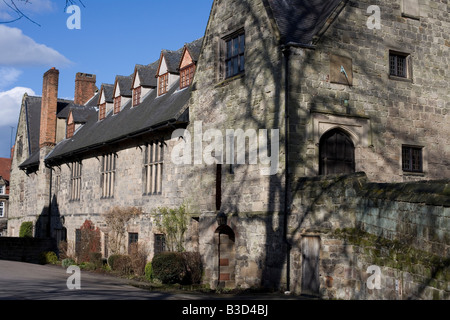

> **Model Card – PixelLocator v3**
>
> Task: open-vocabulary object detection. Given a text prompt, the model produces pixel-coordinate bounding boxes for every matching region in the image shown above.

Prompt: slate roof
[185,37,203,63]
[114,75,133,97]
[135,60,159,88]
[46,83,190,164]
[19,95,73,169]
[161,47,184,74]
[266,0,345,45]
[99,84,114,104]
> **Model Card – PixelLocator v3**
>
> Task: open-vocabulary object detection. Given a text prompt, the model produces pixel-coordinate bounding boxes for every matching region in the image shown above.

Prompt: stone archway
[215,225,235,289]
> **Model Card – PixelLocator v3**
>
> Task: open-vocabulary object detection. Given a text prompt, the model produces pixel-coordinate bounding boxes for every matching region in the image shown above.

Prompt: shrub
[89,252,103,270]
[108,254,132,275]
[129,243,148,276]
[19,222,33,238]
[40,251,58,265]
[182,252,203,285]
[58,240,68,260]
[62,258,76,268]
[144,262,153,281]
[152,252,187,284]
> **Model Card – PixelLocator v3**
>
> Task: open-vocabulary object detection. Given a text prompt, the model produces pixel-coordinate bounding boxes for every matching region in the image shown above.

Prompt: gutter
[281,42,315,293]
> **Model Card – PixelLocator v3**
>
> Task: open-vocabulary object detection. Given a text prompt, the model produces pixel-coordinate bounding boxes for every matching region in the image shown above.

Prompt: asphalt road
[0,260,304,301]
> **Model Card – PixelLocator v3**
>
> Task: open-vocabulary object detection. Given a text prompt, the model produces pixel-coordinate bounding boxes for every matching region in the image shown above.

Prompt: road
[0,260,303,301]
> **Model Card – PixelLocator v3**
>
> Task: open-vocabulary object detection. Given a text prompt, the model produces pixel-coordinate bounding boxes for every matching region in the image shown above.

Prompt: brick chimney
[39,67,59,148]
[74,72,97,105]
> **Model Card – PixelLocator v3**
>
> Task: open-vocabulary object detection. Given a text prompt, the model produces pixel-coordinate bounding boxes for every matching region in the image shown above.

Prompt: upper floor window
[158,73,169,96]
[114,96,121,114]
[0,185,5,195]
[133,86,141,107]
[70,161,82,201]
[402,145,423,173]
[180,64,195,89]
[143,142,164,195]
[99,103,106,120]
[224,31,245,79]
[389,51,411,80]
[101,153,116,198]
[0,202,4,218]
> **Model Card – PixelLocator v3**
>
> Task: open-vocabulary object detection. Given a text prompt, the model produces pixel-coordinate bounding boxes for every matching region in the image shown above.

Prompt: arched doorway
[215,225,235,289]
[319,129,355,175]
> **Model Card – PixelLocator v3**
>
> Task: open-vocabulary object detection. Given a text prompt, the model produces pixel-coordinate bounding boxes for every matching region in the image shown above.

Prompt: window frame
[180,64,195,89]
[389,51,412,81]
[133,86,141,107]
[99,103,106,120]
[114,96,121,114]
[128,232,139,253]
[101,153,117,199]
[0,202,4,218]
[223,30,245,79]
[402,145,423,173]
[143,142,164,195]
[154,234,166,255]
[158,73,169,96]
[70,161,82,201]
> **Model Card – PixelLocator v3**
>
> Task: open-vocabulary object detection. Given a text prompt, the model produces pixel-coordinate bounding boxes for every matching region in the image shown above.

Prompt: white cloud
[0,86,35,127]
[0,25,71,67]
[0,0,55,21]
[0,67,22,89]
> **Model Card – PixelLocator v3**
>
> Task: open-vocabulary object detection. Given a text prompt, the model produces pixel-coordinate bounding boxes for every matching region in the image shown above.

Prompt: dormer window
[158,73,169,96]
[180,64,195,89]
[99,103,106,120]
[114,96,121,114]
[133,86,141,107]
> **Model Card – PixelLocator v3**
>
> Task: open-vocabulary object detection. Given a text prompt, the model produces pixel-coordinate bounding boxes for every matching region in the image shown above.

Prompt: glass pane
[239,34,245,54]
[227,40,232,59]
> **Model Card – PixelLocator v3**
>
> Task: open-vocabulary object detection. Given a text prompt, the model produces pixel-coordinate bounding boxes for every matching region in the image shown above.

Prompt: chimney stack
[39,67,59,148]
[74,72,97,105]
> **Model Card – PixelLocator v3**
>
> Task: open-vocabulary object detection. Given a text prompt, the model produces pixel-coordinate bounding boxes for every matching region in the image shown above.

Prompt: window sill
[402,171,425,177]
[215,73,245,88]
[143,192,163,196]
[401,13,420,21]
[389,75,413,83]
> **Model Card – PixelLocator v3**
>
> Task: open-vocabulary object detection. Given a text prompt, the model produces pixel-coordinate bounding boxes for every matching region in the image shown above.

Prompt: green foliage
[62,258,76,268]
[144,262,153,281]
[40,251,58,265]
[19,222,33,238]
[108,254,132,275]
[153,204,188,252]
[151,251,203,285]
[152,252,187,284]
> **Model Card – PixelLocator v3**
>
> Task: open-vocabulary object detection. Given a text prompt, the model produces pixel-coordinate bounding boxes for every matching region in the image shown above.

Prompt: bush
[62,258,76,268]
[182,252,203,285]
[40,251,58,265]
[129,243,148,276]
[108,254,132,275]
[19,222,33,238]
[89,252,103,269]
[144,262,153,281]
[152,252,187,284]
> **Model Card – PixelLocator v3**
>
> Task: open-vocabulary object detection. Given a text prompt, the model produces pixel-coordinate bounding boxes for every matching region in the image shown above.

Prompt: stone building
[7,0,449,299]
[0,157,11,236]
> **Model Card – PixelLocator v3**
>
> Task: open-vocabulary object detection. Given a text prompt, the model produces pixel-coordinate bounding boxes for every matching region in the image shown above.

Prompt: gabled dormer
[156,48,183,96]
[131,62,158,107]
[179,37,203,89]
[66,106,95,139]
[113,75,132,114]
[98,83,114,121]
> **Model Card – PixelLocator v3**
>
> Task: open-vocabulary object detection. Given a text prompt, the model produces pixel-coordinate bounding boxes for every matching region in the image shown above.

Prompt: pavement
[0,259,307,301]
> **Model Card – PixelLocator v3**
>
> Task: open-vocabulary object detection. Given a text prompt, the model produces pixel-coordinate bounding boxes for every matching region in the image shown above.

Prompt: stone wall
[289,0,450,183]
[0,237,57,264]
[289,172,450,299]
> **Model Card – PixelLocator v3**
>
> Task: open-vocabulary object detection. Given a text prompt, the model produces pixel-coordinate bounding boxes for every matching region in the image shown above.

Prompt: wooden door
[301,236,320,296]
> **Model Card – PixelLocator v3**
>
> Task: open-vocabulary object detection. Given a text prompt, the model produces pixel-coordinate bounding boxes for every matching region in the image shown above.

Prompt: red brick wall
[39,68,59,148]
[74,73,96,105]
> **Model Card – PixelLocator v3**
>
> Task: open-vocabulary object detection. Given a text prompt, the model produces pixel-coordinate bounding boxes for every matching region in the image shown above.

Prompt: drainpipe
[281,45,291,293]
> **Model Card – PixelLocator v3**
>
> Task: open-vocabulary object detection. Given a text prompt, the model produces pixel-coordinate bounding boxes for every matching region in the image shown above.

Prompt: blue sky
[0,0,213,158]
